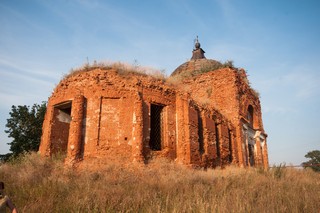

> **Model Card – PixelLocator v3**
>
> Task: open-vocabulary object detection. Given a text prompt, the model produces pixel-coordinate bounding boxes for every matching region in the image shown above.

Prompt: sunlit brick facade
[39,40,268,168]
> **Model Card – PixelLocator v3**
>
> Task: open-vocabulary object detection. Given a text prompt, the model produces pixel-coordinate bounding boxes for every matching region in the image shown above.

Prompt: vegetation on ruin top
[63,61,167,81]
[1,153,319,212]
[64,60,237,82]
[61,60,261,98]
[199,60,235,74]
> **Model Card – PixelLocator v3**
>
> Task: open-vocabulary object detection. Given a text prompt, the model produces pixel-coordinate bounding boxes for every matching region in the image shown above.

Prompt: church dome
[171,37,222,77]
[171,58,221,77]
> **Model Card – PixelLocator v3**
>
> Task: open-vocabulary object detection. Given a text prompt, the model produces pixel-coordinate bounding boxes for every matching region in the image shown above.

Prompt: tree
[302,150,320,172]
[4,102,46,158]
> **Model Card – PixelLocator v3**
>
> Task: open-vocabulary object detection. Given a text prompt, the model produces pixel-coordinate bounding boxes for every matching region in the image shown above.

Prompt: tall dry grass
[64,61,167,81]
[0,153,319,212]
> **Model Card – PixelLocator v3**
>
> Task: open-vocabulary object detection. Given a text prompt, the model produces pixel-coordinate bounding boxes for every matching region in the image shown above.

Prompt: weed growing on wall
[199,60,234,74]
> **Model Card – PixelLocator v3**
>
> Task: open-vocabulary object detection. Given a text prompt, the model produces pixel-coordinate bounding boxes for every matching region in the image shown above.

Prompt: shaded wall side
[202,114,217,167]
[220,122,231,166]
[188,107,201,165]
[183,68,269,168]
[239,83,264,131]
[184,69,240,125]
[237,74,267,167]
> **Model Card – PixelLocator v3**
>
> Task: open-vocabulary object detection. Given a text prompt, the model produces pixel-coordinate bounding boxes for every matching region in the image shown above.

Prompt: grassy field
[1,153,319,213]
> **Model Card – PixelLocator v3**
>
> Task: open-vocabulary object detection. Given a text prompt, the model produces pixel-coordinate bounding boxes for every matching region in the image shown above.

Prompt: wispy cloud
[258,68,320,101]
[0,57,60,82]
[262,106,297,114]
[0,57,59,109]
[282,70,320,99]
[252,61,320,119]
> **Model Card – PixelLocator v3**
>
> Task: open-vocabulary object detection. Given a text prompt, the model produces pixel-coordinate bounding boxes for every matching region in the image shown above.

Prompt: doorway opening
[51,101,72,156]
[149,104,164,151]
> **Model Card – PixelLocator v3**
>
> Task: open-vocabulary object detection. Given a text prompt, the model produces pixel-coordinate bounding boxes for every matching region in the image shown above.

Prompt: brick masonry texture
[39,52,268,169]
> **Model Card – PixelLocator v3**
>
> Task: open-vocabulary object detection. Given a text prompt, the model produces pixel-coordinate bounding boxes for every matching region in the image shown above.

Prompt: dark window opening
[228,129,233,163]
[248,144,255,166]
[55,101,72,115]
[198,112,204,154]
[150,104,164,151]
[61,107,71,115]
[215,123,220,158]
[247,105,254,127]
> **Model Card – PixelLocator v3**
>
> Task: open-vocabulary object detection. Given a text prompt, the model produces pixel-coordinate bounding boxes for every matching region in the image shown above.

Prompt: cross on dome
[191,36,206,60]
[194,36,201,49]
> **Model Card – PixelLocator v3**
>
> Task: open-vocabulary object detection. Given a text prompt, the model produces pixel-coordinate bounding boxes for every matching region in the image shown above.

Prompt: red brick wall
[175,67,267,167]
[39,66,268,168]
[40,69,178,164]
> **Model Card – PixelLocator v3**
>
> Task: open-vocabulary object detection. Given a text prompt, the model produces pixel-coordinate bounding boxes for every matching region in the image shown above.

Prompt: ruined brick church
[39,38,269,168]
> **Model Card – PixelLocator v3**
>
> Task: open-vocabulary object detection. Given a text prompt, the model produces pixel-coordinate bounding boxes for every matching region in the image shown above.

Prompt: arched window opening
[247,105,254,127]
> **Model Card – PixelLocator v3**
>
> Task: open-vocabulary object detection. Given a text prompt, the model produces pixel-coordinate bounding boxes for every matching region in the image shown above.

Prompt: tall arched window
[247,105,254,127]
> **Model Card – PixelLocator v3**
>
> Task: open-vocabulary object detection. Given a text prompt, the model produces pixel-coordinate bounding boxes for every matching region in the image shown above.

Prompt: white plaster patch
[133,112,136,123]
[254,131,261,139]
[57,111,71,123]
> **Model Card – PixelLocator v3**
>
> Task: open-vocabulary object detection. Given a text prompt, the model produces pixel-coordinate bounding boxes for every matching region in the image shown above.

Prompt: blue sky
[1,0,319,165]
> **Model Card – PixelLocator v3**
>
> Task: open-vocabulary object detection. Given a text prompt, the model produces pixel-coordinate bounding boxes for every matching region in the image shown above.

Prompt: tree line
[1,102,46,161]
